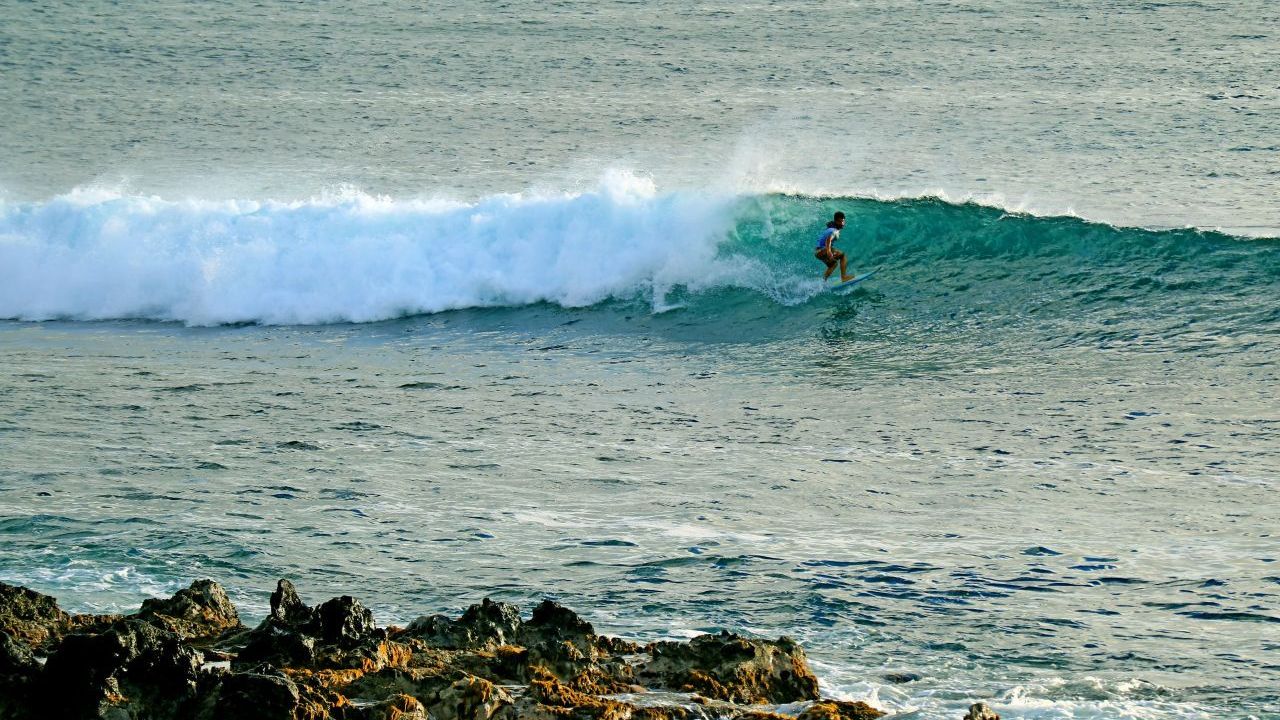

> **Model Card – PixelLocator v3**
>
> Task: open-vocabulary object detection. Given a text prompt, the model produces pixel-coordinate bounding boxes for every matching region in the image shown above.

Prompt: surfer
[815,211,854,282]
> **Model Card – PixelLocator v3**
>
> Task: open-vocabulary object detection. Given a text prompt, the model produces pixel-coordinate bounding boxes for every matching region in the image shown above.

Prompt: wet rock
[0,578,897,720]
[232,580,321,669]
[0,630,38,676]
[428,672,512,720]
[404,597,523,650]
[353,693,428,720]
[41,618,204,719]
[0,581,71,649]
[316,595,376,646]
[234,622,317,669]
[796,700,886,720]
[0,631,39,717]
[520,668,640,720]
[268,579,315,629]
[318,635,412,674]
[882,671,920,684]
[520,598,599,656]
[963,702,1000,720]
[235,581,408,674]
[518,599,612,683]
[211,667,301,720]
[137,579,242,641]
[347,667,513,720]
[641,631,820,704]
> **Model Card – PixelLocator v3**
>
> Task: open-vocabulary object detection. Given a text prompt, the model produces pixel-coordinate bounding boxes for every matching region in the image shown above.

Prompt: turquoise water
[2,1,1279,718]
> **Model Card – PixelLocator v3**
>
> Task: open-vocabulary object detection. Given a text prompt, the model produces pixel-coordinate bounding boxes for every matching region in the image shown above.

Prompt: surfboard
[830,267,880,291]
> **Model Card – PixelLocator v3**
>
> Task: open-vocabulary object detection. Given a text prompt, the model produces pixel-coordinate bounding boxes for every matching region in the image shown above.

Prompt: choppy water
[2,1,1279,718]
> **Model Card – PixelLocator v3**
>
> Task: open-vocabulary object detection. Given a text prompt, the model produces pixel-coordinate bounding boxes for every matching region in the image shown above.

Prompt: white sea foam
[0,172,740,326]
[814,671,1225,720]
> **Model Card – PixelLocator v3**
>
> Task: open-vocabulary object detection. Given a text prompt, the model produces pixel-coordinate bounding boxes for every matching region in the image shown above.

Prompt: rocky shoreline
[0,579,999,720]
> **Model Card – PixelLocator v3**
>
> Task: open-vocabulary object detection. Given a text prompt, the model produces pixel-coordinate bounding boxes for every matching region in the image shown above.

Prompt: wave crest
[2,177,1274,326]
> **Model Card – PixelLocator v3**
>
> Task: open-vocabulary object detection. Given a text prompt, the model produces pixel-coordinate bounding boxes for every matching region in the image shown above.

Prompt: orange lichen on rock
[285,666,365,689]
[359,640,413,672]
[370,694,428,720]
[528,667,636,719]
[1,578,902,720]
[796,700,888,720]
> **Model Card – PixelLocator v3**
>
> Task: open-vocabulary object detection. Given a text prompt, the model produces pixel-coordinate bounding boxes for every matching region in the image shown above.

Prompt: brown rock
[269,579,316,629]
[213,667,302,720]
[316,595,375,647]
[404,597,523,651]
[356,693,428,720]
[641,631,820,704]
[0,630,39,718]
[0,581,71,649]
[524,668,636,720]
[345,667,513,720]
[521,599,596,652]
[41,618,205,719]
[234,580,409,674]
[796,700,887,720]
[137,579,242,641]
[963,702,1000,720]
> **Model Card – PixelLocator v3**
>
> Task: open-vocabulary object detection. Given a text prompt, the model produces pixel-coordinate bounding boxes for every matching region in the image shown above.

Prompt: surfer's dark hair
[833,211,845,221]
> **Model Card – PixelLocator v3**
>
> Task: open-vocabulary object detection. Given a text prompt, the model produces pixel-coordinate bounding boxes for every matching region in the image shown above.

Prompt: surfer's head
[832,211,845,229]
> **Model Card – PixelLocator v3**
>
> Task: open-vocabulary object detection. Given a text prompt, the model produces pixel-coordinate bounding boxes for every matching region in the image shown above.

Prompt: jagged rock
[0,581,71,649]
[404,597,523,650]
[0,579,915,720]
[318,635,412,673]
[233,580,321,669]
[212,667,302,720]
[963,702,1000,720]
[640,631,820,704]
[0,630,39,717]
[316,595,376,646]
[235,623,317,669]
[354,693,428,720]
[516,599,611,683]
[268,579,315,629]
[235,583,409,674]
[431,672,512,720]
[796,700,886,720]
[137,579,242,641]
[521,668,639,720]
[347,667,513,720]
[521,599,595,651]
[0,630,38,676]
[40,618,204,719]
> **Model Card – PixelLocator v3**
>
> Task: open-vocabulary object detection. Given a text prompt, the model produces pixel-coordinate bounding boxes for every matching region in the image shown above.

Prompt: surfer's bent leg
[816,249,838,280]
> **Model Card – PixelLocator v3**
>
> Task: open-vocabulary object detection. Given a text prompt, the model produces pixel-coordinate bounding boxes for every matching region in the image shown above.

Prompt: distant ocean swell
[2,176,1276,327]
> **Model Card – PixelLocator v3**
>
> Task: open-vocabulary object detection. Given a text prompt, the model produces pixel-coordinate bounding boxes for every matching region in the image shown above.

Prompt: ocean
[1,1,1278,718]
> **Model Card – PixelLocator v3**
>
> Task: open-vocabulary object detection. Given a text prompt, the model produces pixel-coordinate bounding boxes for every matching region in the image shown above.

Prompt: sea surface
[1,2,1278,719]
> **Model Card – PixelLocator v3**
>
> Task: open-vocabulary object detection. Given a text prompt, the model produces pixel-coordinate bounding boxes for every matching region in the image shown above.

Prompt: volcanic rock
[641,630,820,704]
[963,702,1000,720]
[0,631,38,717]
[137,579,242,641]
[0,578,893,720]
[210,667,302,720]
[796,700,887,720]
[405,597,523,650]
[316,595,375,647]
[0,582,70,649]
[40,618,204,719]
[268,579,316,629]
[347,667,513,720]
[354,693,429,720]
